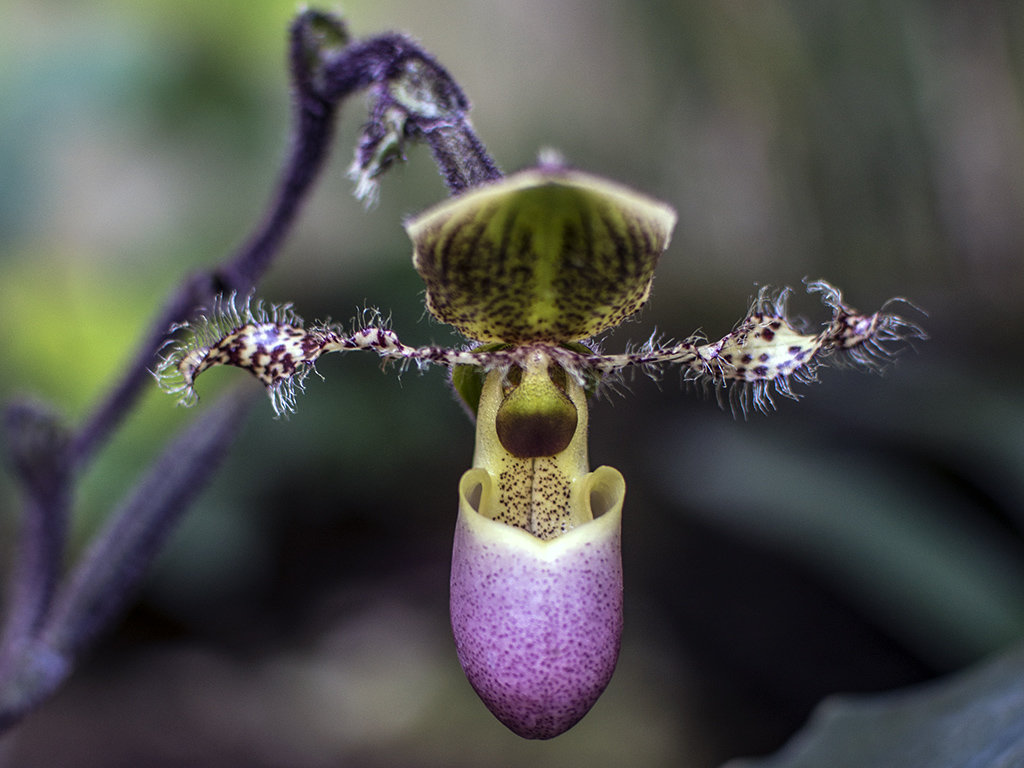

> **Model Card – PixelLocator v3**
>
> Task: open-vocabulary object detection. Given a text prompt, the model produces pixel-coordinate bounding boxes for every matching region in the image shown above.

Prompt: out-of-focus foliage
[727,641,1024,768]
[1,1,1022,766]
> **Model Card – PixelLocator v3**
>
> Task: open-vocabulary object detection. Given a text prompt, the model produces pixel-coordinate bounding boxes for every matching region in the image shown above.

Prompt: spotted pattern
[450,467,625,739]
[158,280,922,420]
[154,294,342,415]
[158,280,922,419]
[493,454,574,541]
[684,283,925,413]
[406,168,676,343]
[567,281,926,415]
[183,323,312,387]
[706,313,817,383]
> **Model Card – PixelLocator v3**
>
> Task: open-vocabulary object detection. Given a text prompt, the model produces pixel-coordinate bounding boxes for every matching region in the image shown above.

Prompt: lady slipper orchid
[412,169,670,737]
[157,164,923,737]
[0,8,930,742]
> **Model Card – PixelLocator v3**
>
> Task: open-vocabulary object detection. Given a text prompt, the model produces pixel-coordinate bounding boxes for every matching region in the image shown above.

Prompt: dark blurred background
[1,1,1022,766]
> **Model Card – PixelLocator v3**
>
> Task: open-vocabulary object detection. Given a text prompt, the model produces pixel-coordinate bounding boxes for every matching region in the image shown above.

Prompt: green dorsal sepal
[406,166,677,343]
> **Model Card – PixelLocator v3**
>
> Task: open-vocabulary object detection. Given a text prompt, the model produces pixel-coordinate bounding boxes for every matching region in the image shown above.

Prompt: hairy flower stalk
[156,166,924,737]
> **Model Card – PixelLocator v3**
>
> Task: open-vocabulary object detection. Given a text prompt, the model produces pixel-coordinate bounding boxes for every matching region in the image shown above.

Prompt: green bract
[406,167,678,343]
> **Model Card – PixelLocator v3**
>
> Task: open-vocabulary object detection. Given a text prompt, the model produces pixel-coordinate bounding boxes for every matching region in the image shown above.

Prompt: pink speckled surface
[449,480,623,739]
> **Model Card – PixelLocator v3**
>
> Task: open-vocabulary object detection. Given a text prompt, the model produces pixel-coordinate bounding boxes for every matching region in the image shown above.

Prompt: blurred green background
[1,1,1023,766]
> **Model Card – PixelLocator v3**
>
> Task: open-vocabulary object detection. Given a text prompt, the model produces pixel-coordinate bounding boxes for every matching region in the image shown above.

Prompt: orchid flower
[0,10,926,739]
[155,159,922,737]
[145,9,926,740]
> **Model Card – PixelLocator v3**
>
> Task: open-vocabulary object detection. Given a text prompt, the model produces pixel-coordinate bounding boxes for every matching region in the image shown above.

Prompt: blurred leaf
[655,407,1024,668]
[727,642,1024,768]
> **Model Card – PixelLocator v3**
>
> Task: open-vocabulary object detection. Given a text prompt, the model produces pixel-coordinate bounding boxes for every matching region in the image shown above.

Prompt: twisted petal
[450,465,625,739]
